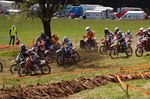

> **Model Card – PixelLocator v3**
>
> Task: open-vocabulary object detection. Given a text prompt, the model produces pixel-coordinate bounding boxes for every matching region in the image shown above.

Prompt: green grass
[70,79,150,99]
[0,16,150,44]
[0,16,150,98]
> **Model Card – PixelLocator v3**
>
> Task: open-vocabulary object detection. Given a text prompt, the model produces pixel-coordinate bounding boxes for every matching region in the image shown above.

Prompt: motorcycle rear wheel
[0,63,3,72]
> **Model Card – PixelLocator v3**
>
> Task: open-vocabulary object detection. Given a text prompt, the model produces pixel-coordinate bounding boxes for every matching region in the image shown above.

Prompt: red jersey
[87,31,95,38]
[136,32,144,36]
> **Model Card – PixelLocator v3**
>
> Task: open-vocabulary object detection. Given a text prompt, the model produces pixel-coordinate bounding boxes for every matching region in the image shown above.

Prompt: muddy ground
[0,73,149,99]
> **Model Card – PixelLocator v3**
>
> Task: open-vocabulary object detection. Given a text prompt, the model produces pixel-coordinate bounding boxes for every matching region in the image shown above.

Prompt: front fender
[136,42,143,48]
[111,44,116,48]
[19,62,25,66]
[56,50,62,54]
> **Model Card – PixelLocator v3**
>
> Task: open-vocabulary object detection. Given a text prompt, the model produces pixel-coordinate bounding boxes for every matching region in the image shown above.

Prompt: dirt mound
[0,74,150,99]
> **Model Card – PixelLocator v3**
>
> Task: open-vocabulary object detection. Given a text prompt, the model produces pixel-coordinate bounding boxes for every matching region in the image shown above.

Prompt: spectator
[9,25,17,45]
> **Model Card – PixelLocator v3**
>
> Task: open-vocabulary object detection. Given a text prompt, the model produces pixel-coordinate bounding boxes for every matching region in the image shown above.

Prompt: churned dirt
[0,74,150,99]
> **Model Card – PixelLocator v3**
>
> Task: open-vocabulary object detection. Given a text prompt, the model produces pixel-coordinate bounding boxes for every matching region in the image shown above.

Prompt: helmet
[114,27,119,31]
[20,44,26,50]
[104,28,108,30]
[104,28,109,33]
[85,27,91,31]
[63,36,69,42]
[147,27,150,31]
[139,28,144,31]
[127,30,131,34]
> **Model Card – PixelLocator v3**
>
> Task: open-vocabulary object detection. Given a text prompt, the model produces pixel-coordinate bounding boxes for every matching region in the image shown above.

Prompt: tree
[17,0,79,38]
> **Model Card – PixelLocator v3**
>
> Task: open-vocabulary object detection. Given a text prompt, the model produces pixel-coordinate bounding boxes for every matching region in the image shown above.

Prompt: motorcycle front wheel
[99,46,108,55]
[72,51,80,62]
[110,47,119,59]
[125,47,133,57]
[56,53,65,65]
[135,47,144,57]
[18,65,28,77]
[40,65,51,75]
[94,43,98,51]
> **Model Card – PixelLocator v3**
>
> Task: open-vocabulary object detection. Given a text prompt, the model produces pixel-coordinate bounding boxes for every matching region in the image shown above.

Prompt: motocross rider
[135,28,145,41]
[61,36,73,56]
[104,28,114,44]
[17,44,28,60]
[113,27,127,48]
[26,48,41,70]
[84,27,96,45]
[125,30,133,42]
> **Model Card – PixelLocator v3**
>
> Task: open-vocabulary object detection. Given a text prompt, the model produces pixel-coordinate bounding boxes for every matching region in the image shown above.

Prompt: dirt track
[0,74,150,99]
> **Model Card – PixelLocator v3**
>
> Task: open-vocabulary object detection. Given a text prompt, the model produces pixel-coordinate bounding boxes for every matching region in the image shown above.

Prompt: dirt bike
[135,37,150,57]
[110,40,133,59]
[56,46,80,65]
[18,55,51,77]
[99,39,111,55]
[0,62,3,72]
[10,53,24,74]
[80,37,98,51]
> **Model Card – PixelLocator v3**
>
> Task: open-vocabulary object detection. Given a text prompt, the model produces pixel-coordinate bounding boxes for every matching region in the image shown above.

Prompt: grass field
[0,16,150,98]
[0,16,150,44]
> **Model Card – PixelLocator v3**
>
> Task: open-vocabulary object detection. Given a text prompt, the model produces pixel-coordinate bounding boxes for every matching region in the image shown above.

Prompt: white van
[121,11,146,20]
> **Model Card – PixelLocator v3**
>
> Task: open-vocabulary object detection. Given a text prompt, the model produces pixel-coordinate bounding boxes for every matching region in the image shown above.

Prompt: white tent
[94,7,114,18]
[121,11,146,20]
[80,4,102,12]
[84,6,114,19]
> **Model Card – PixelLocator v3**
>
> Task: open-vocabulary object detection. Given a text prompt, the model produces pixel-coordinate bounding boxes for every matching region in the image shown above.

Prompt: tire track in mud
[0,73,150,99]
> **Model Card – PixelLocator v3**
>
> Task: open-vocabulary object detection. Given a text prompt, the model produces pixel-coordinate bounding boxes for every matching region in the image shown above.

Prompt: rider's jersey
[61,39,72,48]
[136,31,144,36]
[114,31,124,40]
[125,34,132,42]
[37,39,46,50]
[87,30,95,38]
[136,31,145,41]
[105,32,114,40]
[20,49,28,59]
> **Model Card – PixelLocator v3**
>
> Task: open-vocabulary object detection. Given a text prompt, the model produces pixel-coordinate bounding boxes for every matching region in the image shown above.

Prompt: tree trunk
[41,18,51,38]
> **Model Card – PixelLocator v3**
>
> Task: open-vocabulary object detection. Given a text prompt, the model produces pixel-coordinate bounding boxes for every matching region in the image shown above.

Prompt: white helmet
[114,27,119,31]
[127,30,131,34]
[19,44,26,50]
[139,28,144,31]
[85,27,91,31]
[63,36,69,42]
[147,27,150,31]
[104,28,108,31]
